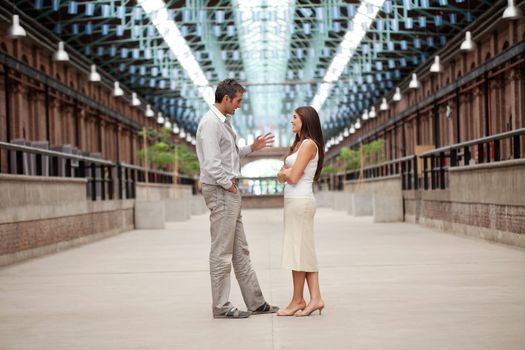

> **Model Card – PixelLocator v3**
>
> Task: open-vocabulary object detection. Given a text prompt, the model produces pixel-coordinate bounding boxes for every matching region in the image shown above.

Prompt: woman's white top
[284,139,319,199]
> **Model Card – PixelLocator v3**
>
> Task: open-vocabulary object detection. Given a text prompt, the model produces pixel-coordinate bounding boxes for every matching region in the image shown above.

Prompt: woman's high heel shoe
[276,303,306,316]
[295,304,324,317]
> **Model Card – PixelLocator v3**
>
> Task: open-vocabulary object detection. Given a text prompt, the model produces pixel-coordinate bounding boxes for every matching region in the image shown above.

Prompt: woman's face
[291,112,302,134]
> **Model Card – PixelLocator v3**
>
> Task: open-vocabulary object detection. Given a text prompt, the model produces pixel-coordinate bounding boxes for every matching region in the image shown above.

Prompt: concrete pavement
[1,208,524,350]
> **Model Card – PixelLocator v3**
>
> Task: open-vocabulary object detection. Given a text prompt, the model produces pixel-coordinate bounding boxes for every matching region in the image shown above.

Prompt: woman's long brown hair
[285,106,325,181]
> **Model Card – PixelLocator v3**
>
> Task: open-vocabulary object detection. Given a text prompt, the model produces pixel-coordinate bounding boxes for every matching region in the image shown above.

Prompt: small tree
[138,127,199,175]
[368,139,385,164]
[321,165,336,175]
[137,128,175,170]
[360,139,385,167]
[175,143,200,176]
[339,147,361,171]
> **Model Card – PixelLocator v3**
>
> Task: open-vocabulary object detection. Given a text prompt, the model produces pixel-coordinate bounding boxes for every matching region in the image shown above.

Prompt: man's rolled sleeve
[239,145,253,158]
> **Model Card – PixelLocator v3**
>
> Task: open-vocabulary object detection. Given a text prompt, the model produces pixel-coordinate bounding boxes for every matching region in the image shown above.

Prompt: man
[196,79,279,319]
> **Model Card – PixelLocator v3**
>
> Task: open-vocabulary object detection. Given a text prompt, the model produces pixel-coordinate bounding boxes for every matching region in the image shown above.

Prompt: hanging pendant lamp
[430,56,443,73]
[409,73,420,89]
[52,41,70,62]
[460,31,477,52]
[380,98,389,111]
[502,0,523,20]
[393,87,402,101]
[88,64,101,82]
[7,14,26,39]
[113,81,124,97]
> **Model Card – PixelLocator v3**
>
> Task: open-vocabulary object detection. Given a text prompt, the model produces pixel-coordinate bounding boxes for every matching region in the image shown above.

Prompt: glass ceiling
[14,0,498,148]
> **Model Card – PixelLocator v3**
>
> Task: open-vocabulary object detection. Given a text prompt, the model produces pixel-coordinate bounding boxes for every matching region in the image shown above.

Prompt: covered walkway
[1,208,524,350]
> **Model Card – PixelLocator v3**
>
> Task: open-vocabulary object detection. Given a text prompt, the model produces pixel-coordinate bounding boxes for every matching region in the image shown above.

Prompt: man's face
[224,91,243,115]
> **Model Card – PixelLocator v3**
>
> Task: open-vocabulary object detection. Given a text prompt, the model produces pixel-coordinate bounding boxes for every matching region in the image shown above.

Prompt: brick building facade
[0,20,185,172]
[326,18,525,164]
[1,18,524,172]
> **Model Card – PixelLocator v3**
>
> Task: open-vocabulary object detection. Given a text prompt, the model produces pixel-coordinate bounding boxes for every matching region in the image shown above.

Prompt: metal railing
[237,176,285,195]
[119,163,174,185]
[0,142,197,200]
[420,127,525,190]
[0,141,115,200]
[321,127,525,192]
[326,155,419,191]
[178,174,199,195]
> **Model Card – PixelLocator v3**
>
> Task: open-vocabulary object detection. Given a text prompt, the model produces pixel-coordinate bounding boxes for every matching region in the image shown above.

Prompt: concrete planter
[332,191,349,211]
[165,198,191,222]
[135,201,165,229]
[353,193,373,216]
[191,195,208,215]
[347,192,354,215]
[373,194,403,222]
[314,191,334,208]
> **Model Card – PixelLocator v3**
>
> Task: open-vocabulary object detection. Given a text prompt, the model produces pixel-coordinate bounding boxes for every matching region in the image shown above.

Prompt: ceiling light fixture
[409,73,420,89]
[7,14,26,39]
[502,0,523,20]
[460,31,477,52]
[52,41,69,62]
[88,64,101,83]
[393,87,402,101]
[362,109,369,121]
[369,106,377,119]
[380,98,389,111]
[131,92,141,106]
[145,104,154,117]
[113,81,124,97]
[430,56,443,73]
[157,112,165,125]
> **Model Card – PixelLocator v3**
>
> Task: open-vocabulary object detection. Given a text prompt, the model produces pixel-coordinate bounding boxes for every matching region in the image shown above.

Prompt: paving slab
[1,208,524,350]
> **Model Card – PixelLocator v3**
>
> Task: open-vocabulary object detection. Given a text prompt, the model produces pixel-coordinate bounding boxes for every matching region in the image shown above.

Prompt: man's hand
[227,184,238,193]
[251,132,275,152]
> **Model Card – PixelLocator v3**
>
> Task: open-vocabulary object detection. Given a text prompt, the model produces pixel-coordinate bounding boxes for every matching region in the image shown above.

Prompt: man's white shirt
[196,105,252,190]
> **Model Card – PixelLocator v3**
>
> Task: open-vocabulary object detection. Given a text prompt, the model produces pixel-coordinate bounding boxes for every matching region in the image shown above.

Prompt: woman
[276,106,325,317]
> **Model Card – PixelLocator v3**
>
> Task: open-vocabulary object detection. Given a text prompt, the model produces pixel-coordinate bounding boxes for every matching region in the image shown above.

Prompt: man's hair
[215,79,245,103]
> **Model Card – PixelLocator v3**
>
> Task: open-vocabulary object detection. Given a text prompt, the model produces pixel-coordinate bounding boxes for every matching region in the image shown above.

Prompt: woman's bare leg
[277,270,307,316]
[296,272,324,316]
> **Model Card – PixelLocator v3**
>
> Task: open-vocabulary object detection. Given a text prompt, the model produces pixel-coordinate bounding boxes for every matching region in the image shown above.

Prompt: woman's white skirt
[281,198,318,272]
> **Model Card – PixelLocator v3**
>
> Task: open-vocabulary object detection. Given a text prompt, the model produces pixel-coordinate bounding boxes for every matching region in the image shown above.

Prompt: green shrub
[138,127,200,175]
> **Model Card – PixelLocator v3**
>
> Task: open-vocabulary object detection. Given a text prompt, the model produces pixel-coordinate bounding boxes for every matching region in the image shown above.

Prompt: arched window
[21,54,29,63]
[502,41,509,51]
[40,65,46,73]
